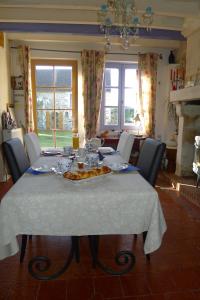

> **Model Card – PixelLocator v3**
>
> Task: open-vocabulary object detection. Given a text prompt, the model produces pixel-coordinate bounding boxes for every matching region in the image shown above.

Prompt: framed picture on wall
[11,75,24,90]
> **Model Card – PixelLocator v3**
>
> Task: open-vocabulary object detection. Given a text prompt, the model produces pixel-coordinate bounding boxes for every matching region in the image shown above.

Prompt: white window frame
[100,62,139,131]
[31,59,78,148]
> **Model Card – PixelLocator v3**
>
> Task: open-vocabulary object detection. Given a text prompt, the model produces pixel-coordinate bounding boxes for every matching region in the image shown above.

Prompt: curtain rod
[11,46,139,55]
[10,46,163,58]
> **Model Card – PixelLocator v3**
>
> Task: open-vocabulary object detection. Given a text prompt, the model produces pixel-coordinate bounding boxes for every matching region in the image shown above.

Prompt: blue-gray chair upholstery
[2,137,30,262]
[137,138,166,187]
[136,138,166,259]
[2,137,30,183]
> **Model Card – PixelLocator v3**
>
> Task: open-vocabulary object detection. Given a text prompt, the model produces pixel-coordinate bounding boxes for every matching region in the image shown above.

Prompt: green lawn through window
[38,130,72,148]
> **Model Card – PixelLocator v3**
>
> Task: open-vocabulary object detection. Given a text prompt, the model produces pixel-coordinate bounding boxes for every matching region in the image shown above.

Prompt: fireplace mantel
[170,85,200,103]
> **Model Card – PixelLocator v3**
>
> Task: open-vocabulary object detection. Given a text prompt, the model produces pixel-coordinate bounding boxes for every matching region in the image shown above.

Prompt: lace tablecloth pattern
[0,156,167,260]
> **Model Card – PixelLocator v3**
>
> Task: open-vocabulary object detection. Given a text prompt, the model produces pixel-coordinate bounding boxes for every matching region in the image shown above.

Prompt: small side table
[102,137,119,150]
[2,128,24,143]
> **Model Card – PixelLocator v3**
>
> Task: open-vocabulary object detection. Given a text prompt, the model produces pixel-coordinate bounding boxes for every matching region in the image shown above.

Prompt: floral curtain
[138,53,159,137]
[81,49,105,139]
[18,45,34,132]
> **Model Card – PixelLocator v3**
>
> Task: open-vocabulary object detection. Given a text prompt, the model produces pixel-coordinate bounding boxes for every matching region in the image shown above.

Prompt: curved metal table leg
[89,236,135,275]
[28,236,77,280]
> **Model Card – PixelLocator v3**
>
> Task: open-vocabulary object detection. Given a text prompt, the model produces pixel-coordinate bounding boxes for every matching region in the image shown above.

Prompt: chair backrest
[136,138,166,187]
[2,138,30,183]
[24,132,41,165]
[117,132,135,162]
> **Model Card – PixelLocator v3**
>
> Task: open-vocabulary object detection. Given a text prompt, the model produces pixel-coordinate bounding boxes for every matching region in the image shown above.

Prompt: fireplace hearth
[170,86,200,176]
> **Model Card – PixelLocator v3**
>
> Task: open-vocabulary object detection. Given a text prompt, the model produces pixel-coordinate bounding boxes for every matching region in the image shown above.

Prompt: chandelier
[98,0,154,51]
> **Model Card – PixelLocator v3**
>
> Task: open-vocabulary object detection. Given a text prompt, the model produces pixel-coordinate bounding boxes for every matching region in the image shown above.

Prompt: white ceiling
[0,0,199,4]
[0,0,199,49]
[0,0,199,28]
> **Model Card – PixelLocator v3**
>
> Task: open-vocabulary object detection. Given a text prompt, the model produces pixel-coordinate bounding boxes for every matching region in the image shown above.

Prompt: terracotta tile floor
[0,174,200,300]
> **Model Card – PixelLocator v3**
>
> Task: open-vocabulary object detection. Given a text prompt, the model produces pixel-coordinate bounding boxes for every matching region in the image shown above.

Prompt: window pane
[37,110,54,147]
[124,88,137,107]
[124,108,135,125]
[55,110,72,130]
[105,88,118,106]
[105,107,118,125]
[105,68,119,87]
[55,66,72,88]
[125,69,138,88]
[36,66,53,87]
[63,110,72,130]
[55,89,72,109]
[37,110,55,130]
[55,130,72,148]
[36,88,54,109]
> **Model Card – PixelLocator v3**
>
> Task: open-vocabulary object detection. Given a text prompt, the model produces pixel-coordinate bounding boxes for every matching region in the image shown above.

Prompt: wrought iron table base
[88,236,135,275]
[28,236,78,280]
[28,236,136,280]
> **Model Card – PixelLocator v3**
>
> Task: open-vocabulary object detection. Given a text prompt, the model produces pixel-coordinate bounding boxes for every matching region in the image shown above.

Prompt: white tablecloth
[0,156,167,260]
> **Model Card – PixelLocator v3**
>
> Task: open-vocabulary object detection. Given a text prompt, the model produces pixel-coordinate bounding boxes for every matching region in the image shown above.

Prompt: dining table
[0,153,167,279]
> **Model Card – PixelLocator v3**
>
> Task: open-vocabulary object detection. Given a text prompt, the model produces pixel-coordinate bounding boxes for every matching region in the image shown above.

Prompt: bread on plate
[63,165,111,180]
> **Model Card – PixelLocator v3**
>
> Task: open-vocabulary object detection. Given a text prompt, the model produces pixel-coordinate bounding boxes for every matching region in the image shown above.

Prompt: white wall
[0,34,11,181]
[10,39,173,145]
[186,28,200,81]
[155,60,178,143]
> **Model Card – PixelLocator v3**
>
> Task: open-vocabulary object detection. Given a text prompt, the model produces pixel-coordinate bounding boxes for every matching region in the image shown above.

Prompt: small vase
[168,51,175,64]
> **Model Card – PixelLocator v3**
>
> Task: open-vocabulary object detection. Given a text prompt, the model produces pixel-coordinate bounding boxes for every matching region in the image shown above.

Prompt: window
[101,63,139,131]
[31,60,77,148]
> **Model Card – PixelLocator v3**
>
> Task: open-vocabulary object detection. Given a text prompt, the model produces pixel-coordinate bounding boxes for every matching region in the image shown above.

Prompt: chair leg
[72,236,80,263]
[20,234,28,263]
[196,175,200,188]
[142,231,150,261]
[88,235,99,268]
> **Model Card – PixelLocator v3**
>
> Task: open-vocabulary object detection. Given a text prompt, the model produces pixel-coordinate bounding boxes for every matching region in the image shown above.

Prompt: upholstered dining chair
[116,131,135,162]
[136,138,166,259]
[2,138,31,262]
[24,132,41,165]
[136,138,166,187]
[3,138,30,184]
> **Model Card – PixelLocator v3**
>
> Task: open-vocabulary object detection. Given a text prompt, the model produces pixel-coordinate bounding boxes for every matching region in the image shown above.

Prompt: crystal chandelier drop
[98,0,154,51]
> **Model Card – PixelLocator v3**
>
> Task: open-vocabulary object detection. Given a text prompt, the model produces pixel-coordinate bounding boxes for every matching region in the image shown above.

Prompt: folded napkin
[26,167,52,175]
[98,147,115,154]
[120,165,140,173]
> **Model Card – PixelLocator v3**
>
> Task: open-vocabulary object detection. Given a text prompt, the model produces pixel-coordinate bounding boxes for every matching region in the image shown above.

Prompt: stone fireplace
[170,86,200,176]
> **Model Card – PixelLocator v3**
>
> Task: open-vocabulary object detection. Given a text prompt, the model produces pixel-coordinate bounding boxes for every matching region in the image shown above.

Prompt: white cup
[63,146,73,156]
[78,148,86,157]
[86,153,99,167]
